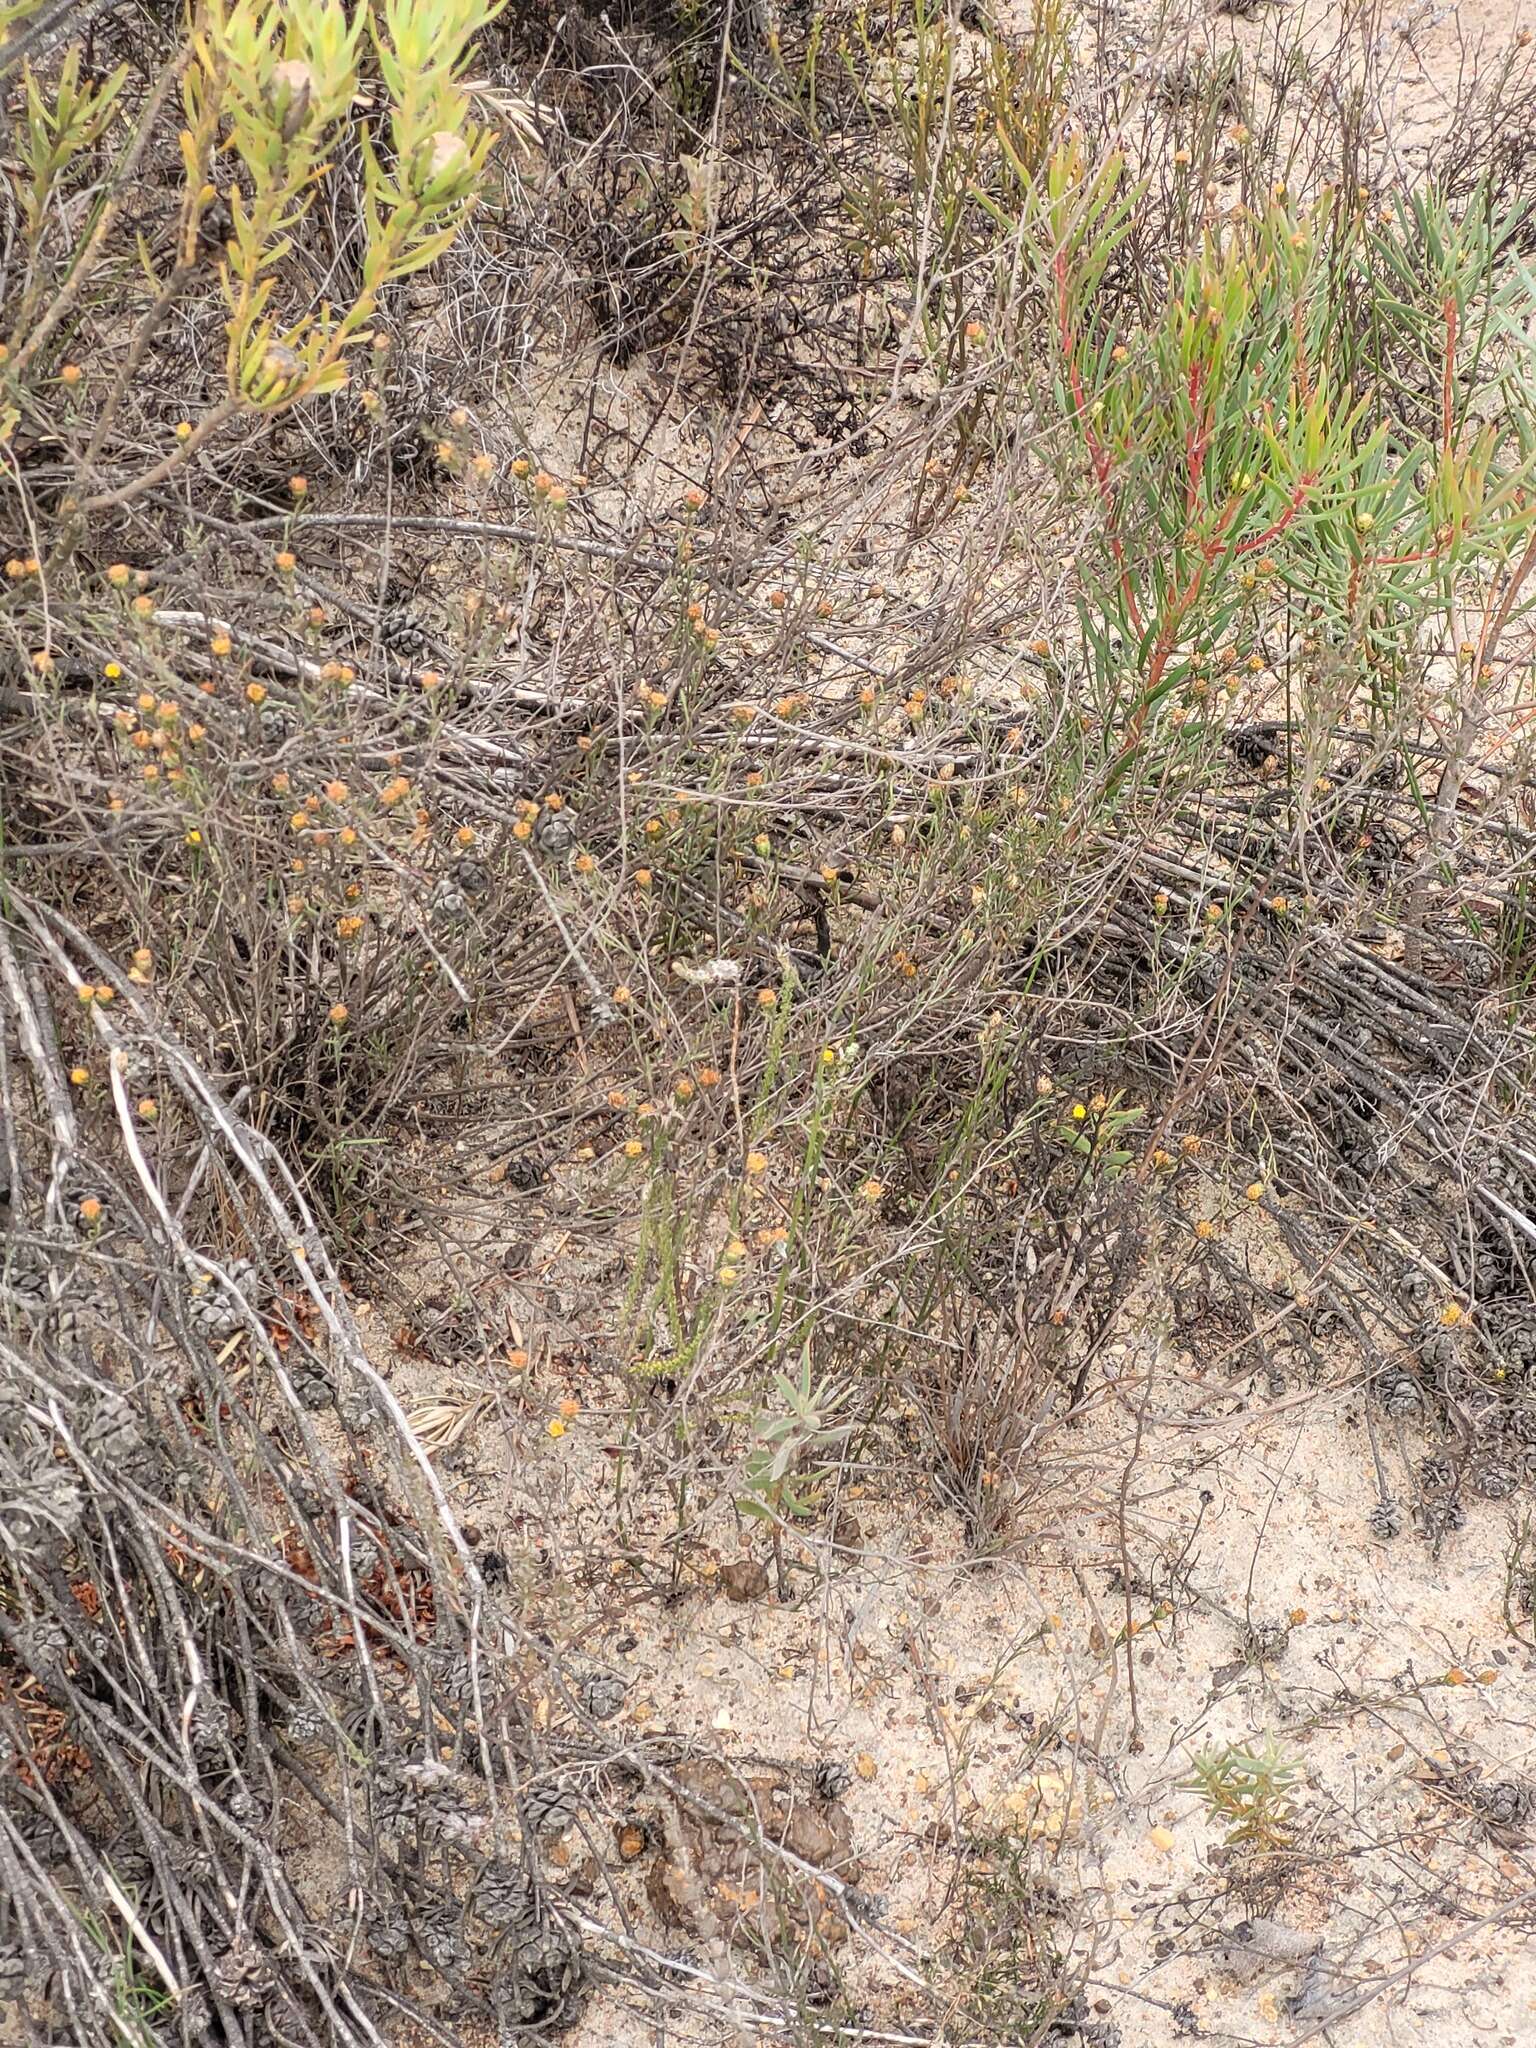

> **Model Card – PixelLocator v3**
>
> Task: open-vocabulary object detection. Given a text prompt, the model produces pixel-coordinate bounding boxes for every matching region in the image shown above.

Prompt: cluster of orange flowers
[508,456,571,508]
[507,791,565,843]
[103,562,155,592]
[683,600,720,652]
[608,1068,725,1140]
[109,683,210,813]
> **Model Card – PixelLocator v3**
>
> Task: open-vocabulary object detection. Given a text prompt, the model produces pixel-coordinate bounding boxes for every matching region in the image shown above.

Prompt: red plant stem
[1106,474,1317,786]
[1055,248,1144,635]
[1107,567,1207,783]
[1369,546,1443,569]
[1233,475,1315,558]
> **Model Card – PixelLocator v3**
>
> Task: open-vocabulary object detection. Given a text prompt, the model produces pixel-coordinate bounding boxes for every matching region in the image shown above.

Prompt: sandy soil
[348,3,1536,2042]
[348,1143,1535,2048]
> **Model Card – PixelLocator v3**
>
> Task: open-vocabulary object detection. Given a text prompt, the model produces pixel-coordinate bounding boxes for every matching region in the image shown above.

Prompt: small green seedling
[1182,1735,1300,1849]
[737,1351,854,1594]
